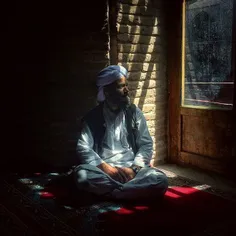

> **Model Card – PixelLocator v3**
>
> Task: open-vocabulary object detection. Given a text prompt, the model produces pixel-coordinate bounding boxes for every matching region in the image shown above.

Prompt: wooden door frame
[166,0,182,164]
[232,0,236,163]
[167,0,236,176]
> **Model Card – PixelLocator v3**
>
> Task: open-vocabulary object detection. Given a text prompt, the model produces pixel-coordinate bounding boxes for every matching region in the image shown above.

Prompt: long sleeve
[133,107,153,167]
[76,122,105,166]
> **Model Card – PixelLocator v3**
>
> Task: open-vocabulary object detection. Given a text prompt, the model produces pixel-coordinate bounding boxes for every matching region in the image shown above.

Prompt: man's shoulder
[127,104,145,121]
[81,103,105,136]
[128,103,136,110]
[127,103,142,115]
[125,103,138,123]
[82,103,104,123]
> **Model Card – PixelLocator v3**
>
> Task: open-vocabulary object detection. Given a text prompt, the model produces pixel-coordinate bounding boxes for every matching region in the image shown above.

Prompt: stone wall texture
[9,0,168,171]
[117,0,168,165]
[11,0,109,169]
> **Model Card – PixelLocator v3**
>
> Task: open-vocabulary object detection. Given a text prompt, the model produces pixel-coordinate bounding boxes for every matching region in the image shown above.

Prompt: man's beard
[117,95,131,109]
[107,94,131,111]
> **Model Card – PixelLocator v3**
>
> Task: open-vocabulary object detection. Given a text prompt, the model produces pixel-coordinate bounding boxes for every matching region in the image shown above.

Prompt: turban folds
[96,65,128,102]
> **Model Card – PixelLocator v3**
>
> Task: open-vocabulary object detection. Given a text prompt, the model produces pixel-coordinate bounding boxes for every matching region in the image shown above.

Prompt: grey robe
[74,103,168,200]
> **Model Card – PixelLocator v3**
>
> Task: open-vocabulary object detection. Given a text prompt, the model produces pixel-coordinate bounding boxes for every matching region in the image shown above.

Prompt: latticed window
[182,0,235,109]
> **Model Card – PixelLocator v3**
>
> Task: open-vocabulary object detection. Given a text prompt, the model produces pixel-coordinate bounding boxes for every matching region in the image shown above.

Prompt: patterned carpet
[1,169,236,236]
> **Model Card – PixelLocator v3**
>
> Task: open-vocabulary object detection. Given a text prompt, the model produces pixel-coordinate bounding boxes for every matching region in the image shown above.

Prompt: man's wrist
[130,164,142,174]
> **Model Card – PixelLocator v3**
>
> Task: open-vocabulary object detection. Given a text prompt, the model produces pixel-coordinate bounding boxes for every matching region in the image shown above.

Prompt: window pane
[182,0,234,109]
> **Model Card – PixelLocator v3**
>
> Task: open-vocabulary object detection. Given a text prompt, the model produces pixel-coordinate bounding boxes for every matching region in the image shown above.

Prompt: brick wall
[45,1,109,167]
[117,0,168,165]
[48,1,110,168]
[10,0,109,170]
[8,0,168,171]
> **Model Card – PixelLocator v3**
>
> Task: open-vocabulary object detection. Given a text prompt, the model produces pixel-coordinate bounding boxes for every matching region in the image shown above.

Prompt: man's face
[105,76,130,107]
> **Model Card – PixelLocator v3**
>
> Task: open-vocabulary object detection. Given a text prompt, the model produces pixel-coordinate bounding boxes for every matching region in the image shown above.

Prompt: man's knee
[73,167,91,191]
[74,168,88,183]
[157,172,169,193]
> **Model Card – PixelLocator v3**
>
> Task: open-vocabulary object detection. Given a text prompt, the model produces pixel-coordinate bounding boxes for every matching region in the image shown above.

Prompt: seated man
[73,65,168,201]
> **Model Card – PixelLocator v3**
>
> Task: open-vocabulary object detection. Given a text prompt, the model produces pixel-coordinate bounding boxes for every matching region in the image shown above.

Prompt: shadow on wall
[9,0,109,171]
[117,0,168,165]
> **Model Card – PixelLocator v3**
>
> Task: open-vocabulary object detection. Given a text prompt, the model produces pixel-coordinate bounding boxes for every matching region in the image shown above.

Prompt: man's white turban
[96,65,128,102]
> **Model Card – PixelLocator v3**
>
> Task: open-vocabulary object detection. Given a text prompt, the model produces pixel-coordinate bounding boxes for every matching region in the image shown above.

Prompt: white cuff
[89,158,105,166]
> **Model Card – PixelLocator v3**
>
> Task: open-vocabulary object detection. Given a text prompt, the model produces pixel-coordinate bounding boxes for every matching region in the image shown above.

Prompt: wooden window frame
[166,0,236,167]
